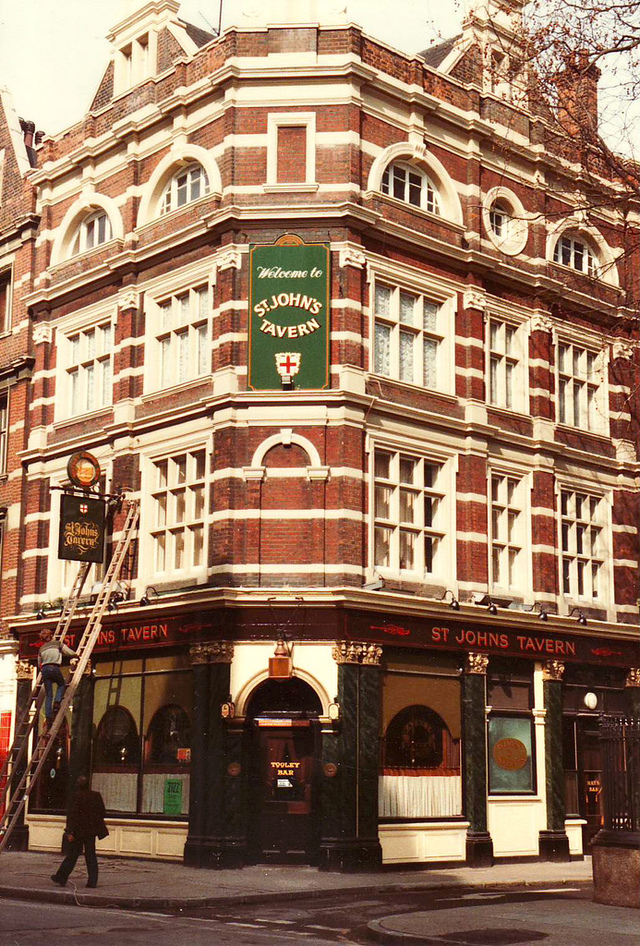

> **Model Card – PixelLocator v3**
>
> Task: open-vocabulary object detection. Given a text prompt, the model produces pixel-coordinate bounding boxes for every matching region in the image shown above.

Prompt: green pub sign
[248,235,330,390]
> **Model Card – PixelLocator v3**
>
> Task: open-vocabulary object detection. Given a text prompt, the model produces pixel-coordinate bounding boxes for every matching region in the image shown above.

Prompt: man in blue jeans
[38,629,78,725]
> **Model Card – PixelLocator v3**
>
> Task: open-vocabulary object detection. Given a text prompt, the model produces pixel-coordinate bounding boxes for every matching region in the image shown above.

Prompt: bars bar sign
[248,234,330,390]
[58,494,106,563]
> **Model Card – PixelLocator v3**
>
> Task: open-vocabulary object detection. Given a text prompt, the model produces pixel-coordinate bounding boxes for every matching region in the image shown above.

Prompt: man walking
[51,776,109,888]
[37,629,78,725]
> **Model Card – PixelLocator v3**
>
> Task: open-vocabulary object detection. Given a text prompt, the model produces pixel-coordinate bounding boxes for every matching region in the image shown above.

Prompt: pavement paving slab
[0,850,594,911]
[367,896,639,945]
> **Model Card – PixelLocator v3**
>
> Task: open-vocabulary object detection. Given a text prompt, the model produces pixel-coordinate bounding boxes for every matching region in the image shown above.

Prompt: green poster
[248,236,330,390]
[163,778,183,815]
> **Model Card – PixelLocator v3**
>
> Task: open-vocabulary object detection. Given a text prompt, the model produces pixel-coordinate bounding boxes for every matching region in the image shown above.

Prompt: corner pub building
[8,0,639,870]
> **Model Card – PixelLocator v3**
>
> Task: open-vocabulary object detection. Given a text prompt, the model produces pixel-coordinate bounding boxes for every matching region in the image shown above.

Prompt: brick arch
[250,431,323,469]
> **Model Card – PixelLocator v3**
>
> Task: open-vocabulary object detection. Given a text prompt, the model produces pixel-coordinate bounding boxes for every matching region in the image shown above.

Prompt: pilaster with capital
[320,641,383,870]
[462,652,493,865]
[539,660,570,860]
[626,668,640,718]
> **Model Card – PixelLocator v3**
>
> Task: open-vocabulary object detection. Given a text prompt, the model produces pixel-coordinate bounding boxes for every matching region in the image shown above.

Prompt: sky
[0,0,462,136]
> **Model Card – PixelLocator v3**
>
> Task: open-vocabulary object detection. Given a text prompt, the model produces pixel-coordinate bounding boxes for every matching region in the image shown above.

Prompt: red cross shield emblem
[79,503,88,514]
[275,352,301,378]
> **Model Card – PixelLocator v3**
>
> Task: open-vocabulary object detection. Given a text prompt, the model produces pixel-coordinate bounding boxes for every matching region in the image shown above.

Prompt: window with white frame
[71,212,112,256]
[150,449,207,577]
[0,269,11,334]
[0,392,7,473]
[64,321,113,417]
[488,318,523,410]
[490,474,526,592]
[373,282,448,391]
[381,162,440,215]
[557,341,604,431]
[552,234,596,276]
[373,448,447,577]
[560,489,606,601]
[152,285,211,390]
[160,164,209,215]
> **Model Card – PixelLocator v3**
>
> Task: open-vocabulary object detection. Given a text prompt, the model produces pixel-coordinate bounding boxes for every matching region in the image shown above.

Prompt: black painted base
[184,836,247,869]
[538,830,571,862]
[318,838,383,872]
[465,831,494,867]
[5,824,29,852]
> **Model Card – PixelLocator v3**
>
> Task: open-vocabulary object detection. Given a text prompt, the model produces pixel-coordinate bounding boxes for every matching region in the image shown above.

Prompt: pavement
[0,849,594,912]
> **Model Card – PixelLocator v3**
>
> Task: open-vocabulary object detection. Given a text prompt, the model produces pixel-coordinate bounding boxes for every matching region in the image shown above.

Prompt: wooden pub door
[250,719,319,863]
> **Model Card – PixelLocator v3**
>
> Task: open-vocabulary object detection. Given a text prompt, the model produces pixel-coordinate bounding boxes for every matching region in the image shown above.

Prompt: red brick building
[0,86,39,774]
[8,0,639,869]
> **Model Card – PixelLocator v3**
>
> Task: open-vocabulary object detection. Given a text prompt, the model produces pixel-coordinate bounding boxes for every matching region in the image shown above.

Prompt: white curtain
[92,772,137,812]
[379,775,462,819]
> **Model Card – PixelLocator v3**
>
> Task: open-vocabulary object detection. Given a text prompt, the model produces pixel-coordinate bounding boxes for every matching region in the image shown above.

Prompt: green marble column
[6,663,33,850]
[183,644,210,867]
[462,652,493,866]
[626,669,640,718]
[68,669,95,799]
[318,642,382,872]
[539,660,570,861]
[203,643,235,868]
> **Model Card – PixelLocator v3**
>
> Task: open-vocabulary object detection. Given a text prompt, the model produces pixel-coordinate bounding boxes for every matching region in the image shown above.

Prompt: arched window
[72,211,112,255]
[146,704,191,764]
[160,164,209,214]
[384,704,458,770]
[553,233,597,275]
[381,161,440,215]
[94,706,140,765]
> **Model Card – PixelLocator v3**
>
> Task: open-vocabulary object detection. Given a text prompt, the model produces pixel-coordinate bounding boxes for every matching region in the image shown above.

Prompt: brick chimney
[555,51,600,139]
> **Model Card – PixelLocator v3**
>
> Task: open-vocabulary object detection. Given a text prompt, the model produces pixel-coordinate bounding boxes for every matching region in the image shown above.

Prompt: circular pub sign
[67,451,101,489]
[492,737,528,772]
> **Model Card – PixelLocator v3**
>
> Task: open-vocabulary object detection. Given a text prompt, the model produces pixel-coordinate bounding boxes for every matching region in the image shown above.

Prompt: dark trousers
[54,836,98,886]
[41,664,66,720]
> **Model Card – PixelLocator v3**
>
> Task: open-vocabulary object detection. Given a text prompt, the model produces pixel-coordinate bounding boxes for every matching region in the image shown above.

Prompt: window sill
[486,402,530,420]
[555,422,609,441]
[368,372,457,402]
[141,375,211,401]
[263,183,319,193]
[53,405,112,428]
[364,191,465,231]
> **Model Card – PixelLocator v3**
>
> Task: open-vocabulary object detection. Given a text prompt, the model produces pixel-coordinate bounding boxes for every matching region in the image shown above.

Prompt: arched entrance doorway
[245,678,322,864]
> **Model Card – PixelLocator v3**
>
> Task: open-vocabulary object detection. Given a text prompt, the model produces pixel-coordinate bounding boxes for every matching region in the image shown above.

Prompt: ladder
[0,498,139,852]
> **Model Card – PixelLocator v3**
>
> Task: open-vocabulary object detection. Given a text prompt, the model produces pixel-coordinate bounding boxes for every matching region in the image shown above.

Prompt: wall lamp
[107,591,126,612]
[140,586,159,607]
[36,603,53,620]
[569,607,588,626]
[438,589,460,610]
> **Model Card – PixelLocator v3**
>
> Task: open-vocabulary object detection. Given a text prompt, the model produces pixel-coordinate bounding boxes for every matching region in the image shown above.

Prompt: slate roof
[418,34,461,68]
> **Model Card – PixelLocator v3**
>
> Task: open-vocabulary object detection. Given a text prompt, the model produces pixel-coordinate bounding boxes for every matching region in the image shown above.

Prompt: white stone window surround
[487,466,533,600]
[54,303,117,423]
[484,304,530,415]
[265,111,318,192]
[482,186,529,256]
[160,163,210,215]
[114,30,157,95]
[366,257,457,397]
[141,258,216,397]
[137,144,222,226]
[381,161,440,215]
[0,149,5,205]
[366,433,457,585]
[49,193,124,267]
[554,327,609,437]
[367,142,464,227]
[546,217,620,288]
[139,435,210,586]
[0,261,13,336]
[555,478,613,610]
[0,388,8,475]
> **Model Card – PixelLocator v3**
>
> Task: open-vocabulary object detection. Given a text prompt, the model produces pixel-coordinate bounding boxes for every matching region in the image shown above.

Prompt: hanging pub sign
[248,234,330,390]
[58,494,106,563]
[67,450,101,489]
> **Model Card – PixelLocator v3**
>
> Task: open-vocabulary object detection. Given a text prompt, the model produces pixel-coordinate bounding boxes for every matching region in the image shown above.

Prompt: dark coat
[66,789,109,841]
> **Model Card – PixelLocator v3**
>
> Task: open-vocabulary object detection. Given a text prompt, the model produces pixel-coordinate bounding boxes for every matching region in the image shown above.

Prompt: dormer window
[161,164,210,215]
[72,211,112,256]
[381,162,440,216]
[553,235,596,276]
[115,32,154,93]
